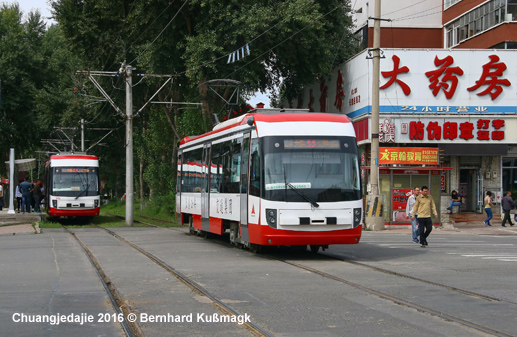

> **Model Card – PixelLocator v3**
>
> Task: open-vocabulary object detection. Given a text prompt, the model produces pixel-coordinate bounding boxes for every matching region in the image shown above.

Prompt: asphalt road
[1,226,516,337]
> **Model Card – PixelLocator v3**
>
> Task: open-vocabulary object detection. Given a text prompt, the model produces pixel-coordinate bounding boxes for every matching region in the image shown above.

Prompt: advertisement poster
[392,188,413,222]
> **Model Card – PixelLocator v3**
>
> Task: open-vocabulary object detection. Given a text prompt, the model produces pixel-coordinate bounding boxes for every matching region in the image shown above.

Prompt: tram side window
[227,140,241,193]
[210,139,242,193]
[211,143,224,193]
[182,148,203,193]
[250,139,261,197]
[241,137,250,194]
[177,153,182,194]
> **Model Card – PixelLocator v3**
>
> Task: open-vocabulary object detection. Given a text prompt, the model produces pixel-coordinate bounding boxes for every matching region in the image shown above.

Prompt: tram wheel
[188,216,196,235]
[310,245,320,254]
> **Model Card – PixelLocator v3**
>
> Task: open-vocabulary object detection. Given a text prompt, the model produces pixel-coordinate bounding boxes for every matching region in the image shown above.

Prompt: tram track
[321,251,517,306]
[61,225,141,337]
[267,255,513,337]
[64,221,273,337]
[105,214,517,304]
[98,214,515,336]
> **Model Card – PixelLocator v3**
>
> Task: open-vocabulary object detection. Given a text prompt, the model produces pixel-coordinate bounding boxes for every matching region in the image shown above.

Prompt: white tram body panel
[45,154,100,218]
[177,110,363,247]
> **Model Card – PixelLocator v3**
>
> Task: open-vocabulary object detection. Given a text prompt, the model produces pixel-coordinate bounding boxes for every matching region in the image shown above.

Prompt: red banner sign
[379,147,439,165]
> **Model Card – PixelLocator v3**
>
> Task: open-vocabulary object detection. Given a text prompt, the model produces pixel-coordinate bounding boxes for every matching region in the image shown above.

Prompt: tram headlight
[52,200,57,208]
[266,209,277,228]
[94,199,99,208]
[353,208,362,228]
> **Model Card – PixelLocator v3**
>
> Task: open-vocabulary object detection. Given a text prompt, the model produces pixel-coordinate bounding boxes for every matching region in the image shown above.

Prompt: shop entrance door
[459,168,482,213]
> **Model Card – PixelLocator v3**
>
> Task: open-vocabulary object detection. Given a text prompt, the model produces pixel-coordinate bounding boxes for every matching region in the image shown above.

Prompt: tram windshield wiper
[75,183,91,199]
[286,182,319,208]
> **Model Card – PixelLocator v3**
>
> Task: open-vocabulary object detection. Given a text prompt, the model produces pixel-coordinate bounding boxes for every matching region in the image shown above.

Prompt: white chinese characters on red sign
[380,54,511,100]
[379,117,395,143]
[401,119,505,141]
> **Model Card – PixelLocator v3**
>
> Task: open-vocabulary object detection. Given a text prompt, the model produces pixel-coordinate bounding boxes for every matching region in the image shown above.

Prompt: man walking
[501,191,515,227]
[411,186,438,248]
[406,186,421,243]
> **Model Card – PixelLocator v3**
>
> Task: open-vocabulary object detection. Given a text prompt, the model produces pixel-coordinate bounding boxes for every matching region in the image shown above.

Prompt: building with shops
[281,1,517,226]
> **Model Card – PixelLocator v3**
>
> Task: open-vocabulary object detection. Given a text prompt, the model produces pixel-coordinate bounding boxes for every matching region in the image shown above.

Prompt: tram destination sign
[283,139,340,149]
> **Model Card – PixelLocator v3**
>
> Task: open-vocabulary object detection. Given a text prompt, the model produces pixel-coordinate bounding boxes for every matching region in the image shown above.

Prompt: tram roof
[179,110,352,146]
[49,154,99,161]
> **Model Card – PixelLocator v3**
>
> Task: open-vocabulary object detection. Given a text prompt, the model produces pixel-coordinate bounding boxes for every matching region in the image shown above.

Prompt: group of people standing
[406,186,438,248]
[15,177,44,214]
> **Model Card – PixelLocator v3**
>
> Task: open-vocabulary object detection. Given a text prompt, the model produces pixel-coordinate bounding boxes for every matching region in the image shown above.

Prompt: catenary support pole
[124,64,134,226]
[81,119,85,152]
[76,67,174,227]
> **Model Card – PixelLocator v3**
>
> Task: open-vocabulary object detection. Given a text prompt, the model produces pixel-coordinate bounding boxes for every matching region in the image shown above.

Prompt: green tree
[0,4,44,167]
[52,0,358,201]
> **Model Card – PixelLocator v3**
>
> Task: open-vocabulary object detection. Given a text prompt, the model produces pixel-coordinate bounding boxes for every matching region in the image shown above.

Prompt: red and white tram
[45,154,101,218]
[176,109,363,252]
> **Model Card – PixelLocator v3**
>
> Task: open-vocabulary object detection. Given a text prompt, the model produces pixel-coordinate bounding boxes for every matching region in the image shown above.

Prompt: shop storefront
[356,114,511,226]
[283,48,517,226]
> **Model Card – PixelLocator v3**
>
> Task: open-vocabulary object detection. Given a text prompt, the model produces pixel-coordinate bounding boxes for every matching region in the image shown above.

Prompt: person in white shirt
[406,187,421,243]
[15,180,23,213]
[0,183,3,211]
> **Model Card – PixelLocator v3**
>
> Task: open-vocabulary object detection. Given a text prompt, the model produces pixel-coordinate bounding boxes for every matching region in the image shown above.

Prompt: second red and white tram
[45,154,101,218]
[176,109,363,252]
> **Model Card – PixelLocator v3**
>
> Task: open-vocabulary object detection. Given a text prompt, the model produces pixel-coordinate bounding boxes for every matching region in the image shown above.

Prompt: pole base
[364,194,385,231]
[365,216,385,231]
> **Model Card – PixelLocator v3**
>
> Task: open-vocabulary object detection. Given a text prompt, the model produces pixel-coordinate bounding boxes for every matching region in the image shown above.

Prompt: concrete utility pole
[365,0,385,231]
[77,64,174,227]
[123,63,134,227]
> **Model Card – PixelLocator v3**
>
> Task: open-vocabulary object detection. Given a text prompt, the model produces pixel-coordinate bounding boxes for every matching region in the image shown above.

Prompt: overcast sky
[11,0,53,22]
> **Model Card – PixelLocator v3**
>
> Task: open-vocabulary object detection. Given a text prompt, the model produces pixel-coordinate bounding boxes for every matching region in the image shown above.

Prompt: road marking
[377,243,513,247]
[447,253,517,262]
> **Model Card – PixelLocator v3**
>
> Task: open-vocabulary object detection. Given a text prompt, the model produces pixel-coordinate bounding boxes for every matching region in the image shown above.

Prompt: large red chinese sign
[379,147,439,165]
[381,54,511,100]
[407,119,505,141]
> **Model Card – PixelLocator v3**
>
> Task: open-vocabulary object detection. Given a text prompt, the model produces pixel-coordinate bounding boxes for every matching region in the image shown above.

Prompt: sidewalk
[378,221,517,235]
[0,208,42,236]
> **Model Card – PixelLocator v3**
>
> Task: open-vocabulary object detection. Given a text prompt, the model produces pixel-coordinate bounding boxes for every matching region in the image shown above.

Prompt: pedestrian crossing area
[360,235,517,262]
[447,253,517,262]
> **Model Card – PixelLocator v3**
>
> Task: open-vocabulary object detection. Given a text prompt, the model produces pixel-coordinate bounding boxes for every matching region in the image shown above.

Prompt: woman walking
[483,191,494,227]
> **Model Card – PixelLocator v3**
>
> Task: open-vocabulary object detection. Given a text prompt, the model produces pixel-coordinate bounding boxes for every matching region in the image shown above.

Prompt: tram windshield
[51,167,99,197]
[263,136,361,203]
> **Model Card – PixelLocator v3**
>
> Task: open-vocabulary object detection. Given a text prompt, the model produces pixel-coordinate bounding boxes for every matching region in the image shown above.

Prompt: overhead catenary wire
[174,5,313,77]
[224,5,343,79]
[383,0,428,16]
[390,0,482,22]
[129,0,188,65]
